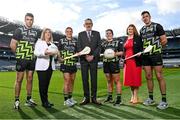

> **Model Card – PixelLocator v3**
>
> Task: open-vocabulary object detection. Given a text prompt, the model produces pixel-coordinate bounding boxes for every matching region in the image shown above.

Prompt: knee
[27,75,33,81]
[107,79,112,84]
[146,73,152,80]
[64,80,70,87]
[15,79,22,85]
[114,76,120,83]
[114,79,120,85]
[156,73,163,81]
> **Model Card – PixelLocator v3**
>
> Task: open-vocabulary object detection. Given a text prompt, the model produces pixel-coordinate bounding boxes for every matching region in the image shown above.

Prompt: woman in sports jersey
[101,29,123,106]
[58,27,78,107]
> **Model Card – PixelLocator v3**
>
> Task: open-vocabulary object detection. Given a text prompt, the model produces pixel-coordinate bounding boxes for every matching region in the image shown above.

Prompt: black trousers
[37,67,53,104]
[80,62,98,99]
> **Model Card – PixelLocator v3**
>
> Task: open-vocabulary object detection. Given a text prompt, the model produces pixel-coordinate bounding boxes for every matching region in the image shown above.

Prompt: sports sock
[64,93,68,101]
[162,94,167,102]
[116,93,121,102]
[108,92,113,98]
[15,96,19,102]
[149,92,153,100]
[68,92,72,99]
[27,95,31,101]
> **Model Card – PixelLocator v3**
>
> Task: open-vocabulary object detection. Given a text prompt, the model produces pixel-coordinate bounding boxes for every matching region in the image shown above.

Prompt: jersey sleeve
[35,31,40,42]
[75,40,78,53]
[156,24,165,36]
[58,39,62,51]
[12,28,22,41]
[100,40,106,53]
[117,39,123,51]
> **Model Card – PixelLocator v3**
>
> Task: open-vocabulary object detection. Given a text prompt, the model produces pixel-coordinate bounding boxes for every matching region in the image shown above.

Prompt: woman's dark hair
[106,29,114,35]
[126,24,139,36]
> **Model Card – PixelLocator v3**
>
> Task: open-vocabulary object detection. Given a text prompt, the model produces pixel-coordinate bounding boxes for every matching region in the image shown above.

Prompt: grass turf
[0,68,180,119]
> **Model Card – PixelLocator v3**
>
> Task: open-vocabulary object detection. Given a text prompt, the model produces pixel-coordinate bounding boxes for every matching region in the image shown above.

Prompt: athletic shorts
[60,64,77,73]
[16,59,35,72]
[142,54,163,66]
[103,61,120,74]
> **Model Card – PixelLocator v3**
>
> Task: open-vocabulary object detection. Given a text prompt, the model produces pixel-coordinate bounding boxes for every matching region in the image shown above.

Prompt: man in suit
[77,18,101,105]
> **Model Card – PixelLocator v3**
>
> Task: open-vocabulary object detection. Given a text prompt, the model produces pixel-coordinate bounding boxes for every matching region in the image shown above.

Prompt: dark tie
[87,31,91,42]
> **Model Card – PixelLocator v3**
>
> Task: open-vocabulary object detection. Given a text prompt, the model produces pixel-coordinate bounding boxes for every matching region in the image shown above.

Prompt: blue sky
[0,0,180,37]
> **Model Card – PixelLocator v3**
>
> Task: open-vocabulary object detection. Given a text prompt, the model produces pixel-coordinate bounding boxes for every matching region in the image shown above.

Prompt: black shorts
[142,54,163,66]
[60,64,77,73]
[16,59,35,72]
[103,61,120,74]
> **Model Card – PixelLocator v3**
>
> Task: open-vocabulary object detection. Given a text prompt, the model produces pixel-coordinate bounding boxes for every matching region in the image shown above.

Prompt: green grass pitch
[0,68,180,119]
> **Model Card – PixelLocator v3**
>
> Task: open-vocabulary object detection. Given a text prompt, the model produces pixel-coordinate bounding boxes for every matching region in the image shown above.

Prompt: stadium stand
[163,37,180,58]
[0,16,180,71]
[0,16,65,71]
[0,34,12,47]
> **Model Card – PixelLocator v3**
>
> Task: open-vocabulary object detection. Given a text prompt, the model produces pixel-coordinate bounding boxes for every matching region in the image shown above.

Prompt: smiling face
[44,29,52,41]
[25,16,33,28]
[127,26,134,36]
[142,13,151,25]
[65,27,73,39]
[106,30,113,40]
[84,19,93,31]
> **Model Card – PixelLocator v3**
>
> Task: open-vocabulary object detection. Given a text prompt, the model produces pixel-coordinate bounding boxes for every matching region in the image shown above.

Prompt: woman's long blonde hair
[40,28,53,42]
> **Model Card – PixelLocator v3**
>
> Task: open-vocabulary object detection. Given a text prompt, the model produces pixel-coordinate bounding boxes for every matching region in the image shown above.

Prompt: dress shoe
[92,98,102,105]
[48,102,54,106]
[42,102,52,108]
[79,98,90,105]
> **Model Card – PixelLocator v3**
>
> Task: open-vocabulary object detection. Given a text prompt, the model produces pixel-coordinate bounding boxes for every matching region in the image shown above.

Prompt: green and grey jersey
[12,26,38,60]
[101,39,123,62]
[140,22,165,55]
[58,38,78,66]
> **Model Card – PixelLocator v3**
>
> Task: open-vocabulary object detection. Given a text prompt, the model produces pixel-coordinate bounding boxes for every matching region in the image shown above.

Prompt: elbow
[34,51,38,56]
[10,44,15,52]
[10,44,13,50]
[162,40,168,46]
[34,51,38,57]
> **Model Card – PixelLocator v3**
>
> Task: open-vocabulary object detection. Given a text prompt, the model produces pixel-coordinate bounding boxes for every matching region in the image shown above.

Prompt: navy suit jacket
[77,30,101,63]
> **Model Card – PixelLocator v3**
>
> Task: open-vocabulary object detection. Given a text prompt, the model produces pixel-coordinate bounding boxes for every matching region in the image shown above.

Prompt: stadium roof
[0,16,65,41]
[0,16,180,47]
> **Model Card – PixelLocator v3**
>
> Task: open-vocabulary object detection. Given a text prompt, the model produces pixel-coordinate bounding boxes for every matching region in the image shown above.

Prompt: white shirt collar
[86,30,92,36]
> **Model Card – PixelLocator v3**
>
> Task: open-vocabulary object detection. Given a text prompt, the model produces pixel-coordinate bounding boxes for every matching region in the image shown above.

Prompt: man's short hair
[84,18,93,23]
[25,13,34,18]
[141,11,151,16]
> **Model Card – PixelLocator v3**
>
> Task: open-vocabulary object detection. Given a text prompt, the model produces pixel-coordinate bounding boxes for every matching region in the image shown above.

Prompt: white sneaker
[25,99,37,106]
[14,101,20,109]
[143,98,155,106]
[157,101,168,110]
[69,98,77,105]
[64,99,74,107]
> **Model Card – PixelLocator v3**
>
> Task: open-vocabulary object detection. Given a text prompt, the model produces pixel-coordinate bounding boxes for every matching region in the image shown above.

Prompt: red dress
[123,38,142,87]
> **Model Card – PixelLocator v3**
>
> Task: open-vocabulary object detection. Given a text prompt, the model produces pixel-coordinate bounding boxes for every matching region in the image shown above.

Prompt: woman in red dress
[123,24,143,104]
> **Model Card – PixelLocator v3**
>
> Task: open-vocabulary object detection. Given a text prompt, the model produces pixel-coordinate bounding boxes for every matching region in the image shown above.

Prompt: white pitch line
[83,105,122,119]
[40,113,56,119]
[62,107,95,119]
[74,106,106,119]
[104,104,179,119]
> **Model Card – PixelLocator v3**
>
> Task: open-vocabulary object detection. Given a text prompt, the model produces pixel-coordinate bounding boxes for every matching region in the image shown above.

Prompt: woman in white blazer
[34,28,58,108]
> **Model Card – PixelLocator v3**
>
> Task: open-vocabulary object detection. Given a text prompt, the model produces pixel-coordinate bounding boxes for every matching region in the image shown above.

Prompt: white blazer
[34,39,57,71]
